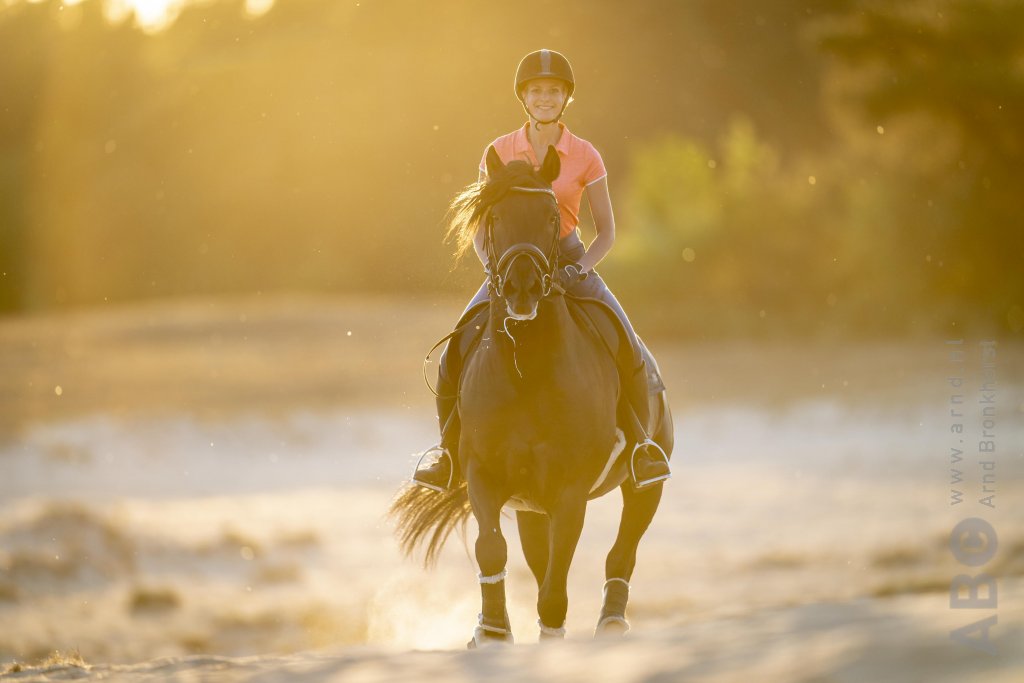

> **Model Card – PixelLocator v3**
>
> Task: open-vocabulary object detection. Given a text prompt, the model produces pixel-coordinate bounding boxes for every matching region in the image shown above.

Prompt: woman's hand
[557,263,588,289]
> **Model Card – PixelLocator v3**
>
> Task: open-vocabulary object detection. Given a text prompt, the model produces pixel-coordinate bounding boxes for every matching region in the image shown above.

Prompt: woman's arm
[577,176,615,272]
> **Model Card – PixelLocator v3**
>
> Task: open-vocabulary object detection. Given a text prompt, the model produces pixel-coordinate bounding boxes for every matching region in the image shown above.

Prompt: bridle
[484,186,561,300]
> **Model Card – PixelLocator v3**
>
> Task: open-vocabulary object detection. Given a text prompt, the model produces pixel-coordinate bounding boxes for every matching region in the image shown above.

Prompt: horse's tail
[388,482,471,568]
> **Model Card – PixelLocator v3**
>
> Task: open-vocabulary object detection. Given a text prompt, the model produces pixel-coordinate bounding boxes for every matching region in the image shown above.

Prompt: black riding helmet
[515,49,575,100]
[515,49,575,127]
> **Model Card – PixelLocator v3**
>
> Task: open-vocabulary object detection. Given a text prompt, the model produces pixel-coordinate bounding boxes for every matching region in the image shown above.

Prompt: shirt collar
[516,121,572,163]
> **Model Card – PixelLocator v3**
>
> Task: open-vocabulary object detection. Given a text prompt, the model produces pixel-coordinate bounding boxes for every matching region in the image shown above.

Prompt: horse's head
[482,145,561,321]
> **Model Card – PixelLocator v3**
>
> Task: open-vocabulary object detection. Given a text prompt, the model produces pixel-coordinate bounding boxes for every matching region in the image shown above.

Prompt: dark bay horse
[390,145,672,646]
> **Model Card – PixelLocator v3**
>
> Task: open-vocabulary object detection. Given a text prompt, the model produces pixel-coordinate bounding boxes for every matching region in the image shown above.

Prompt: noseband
[485,186,560,299]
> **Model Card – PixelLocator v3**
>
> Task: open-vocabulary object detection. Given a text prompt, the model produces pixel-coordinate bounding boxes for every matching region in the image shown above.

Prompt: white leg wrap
[472,613,514,647]
[597,578,631,637]
[537,619,567,638]
[604,577,630,593]
[476,614,511,635]
[478,569,507,584]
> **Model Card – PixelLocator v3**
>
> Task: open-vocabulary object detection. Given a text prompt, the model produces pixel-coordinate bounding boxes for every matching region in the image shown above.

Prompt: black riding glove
[557,263,588,289]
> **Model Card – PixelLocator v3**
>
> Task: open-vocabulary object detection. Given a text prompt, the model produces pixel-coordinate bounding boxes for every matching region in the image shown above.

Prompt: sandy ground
[0,295,1022,681]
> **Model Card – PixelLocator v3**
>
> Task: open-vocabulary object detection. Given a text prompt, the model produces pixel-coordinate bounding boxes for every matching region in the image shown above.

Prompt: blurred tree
[816,0,1024,332]
[0,0,55,310]
[2,0,1016,337]
[610,118,839,337]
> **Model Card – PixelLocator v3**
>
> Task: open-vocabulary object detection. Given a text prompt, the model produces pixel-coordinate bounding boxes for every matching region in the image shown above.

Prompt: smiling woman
[56,0,275,33]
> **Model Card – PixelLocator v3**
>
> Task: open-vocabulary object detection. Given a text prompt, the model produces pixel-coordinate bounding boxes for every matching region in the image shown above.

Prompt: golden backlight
[0,0,1021,678]
[1,0,1019,335]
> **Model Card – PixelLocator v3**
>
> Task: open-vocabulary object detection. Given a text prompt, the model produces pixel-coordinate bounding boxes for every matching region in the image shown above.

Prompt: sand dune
[1,297,1021,681]
[3,595,1023,682]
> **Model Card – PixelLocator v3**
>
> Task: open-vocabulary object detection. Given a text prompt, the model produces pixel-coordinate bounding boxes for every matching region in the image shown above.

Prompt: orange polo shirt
[479,122,607,238]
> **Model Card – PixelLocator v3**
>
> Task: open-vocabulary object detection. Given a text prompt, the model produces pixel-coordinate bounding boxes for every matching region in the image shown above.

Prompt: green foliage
[817,0,1024,335]
[610,119,839,337]
[606,0,1024,337]
[619,136,720,255]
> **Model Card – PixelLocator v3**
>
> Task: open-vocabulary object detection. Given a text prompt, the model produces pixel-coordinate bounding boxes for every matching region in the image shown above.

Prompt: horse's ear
[485,146,504,178]
[538,145,560,184]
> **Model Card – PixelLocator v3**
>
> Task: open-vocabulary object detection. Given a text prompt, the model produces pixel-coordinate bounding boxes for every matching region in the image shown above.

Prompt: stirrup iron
[630,438,671,489]
[411,444,453,492]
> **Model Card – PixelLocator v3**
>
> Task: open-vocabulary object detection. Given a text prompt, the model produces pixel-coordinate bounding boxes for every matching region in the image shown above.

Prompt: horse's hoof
[594,615,630,638]
[469,626,514,648]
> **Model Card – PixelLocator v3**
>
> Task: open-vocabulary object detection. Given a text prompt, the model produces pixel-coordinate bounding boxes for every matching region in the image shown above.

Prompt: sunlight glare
[368,579,479,650]
[95,0,275,32]
[245,0,274,19]
[102,0,184,32]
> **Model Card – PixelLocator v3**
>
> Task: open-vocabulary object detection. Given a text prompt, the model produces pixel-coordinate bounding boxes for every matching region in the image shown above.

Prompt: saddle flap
[565,295,625,364]
[564,296,665,393]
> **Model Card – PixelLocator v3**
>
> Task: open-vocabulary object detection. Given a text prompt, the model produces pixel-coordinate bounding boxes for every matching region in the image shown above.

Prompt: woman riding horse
[413,49,671,491]
[391,144,673,645]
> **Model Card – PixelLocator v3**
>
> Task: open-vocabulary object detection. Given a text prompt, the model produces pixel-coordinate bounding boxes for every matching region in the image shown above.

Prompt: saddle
[447,296,665,396]
[449,301,490,364]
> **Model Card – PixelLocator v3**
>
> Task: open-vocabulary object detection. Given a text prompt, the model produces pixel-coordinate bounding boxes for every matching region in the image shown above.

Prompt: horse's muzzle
[505,302,538,321]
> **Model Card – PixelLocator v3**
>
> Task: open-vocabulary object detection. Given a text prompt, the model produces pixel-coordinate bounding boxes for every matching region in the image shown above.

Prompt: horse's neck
[487,297,575,366]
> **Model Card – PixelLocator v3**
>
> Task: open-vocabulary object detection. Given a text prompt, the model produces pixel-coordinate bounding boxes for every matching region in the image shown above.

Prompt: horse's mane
[445,160,550,260]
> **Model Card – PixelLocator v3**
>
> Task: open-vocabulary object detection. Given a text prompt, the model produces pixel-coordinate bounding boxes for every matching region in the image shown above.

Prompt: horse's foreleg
[596,481,664,637]
[467,464,513,647]
[516,510,550,588]
[537,496,587,639]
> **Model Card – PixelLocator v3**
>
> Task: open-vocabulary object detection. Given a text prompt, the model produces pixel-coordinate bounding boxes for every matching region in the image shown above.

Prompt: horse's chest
[463,388,612,463]
[467,376,588,422]
[459,334,618,454]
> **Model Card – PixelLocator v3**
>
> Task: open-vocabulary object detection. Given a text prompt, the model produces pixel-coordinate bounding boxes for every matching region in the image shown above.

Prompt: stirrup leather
[630,438,671,489]
[411,445,453,492]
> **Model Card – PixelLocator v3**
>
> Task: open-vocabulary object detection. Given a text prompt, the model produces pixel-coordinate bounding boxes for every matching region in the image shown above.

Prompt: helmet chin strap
[522,100,568,131]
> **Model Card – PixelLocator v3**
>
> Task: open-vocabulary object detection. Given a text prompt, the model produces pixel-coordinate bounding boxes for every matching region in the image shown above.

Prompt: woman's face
[521,78,568,121]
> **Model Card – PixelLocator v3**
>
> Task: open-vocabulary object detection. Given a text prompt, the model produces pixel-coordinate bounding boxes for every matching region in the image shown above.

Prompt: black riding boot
[412,351,461,491]
[411,294,491,492]
[566,268,670,489]
[622,359,671,489]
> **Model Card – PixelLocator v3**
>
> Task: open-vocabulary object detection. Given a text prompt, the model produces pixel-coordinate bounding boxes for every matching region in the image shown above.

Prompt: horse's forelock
[446,160,551,260]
